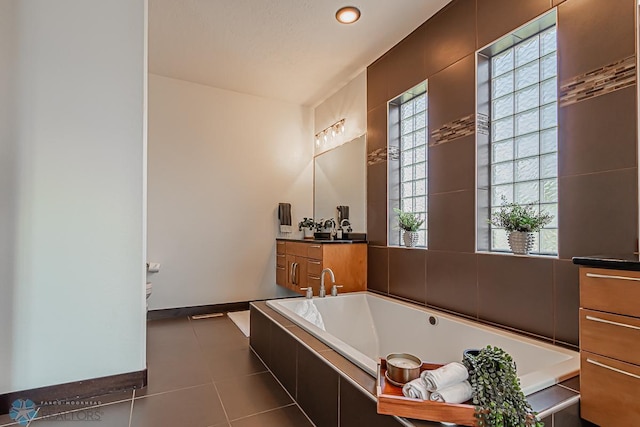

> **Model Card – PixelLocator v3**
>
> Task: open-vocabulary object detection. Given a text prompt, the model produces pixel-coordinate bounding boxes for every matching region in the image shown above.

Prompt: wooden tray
[376,359,478,426]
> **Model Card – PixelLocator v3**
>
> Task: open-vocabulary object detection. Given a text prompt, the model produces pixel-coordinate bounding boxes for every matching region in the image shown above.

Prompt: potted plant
[463,346,543,427]
[489,198,553,255]
[393,208,424,248]
[298,217,315,239]
[316,218,336,232]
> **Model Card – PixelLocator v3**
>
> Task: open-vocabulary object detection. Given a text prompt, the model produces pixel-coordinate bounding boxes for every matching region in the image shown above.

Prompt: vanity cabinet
[578,267,640,425]
[276,239,367,296]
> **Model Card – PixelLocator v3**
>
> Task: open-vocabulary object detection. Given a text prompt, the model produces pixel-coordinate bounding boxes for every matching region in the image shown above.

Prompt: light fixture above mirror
[315,118,346,147]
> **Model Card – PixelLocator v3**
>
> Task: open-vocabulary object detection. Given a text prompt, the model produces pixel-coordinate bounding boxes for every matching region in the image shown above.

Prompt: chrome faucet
[319,268,335,298]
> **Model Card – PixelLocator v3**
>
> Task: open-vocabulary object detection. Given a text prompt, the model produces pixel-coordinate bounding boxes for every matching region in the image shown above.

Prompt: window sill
[475,250,558,259]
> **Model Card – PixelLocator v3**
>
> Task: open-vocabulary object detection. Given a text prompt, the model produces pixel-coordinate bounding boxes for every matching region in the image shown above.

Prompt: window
[477,12,558,255]
[388,82,428,247]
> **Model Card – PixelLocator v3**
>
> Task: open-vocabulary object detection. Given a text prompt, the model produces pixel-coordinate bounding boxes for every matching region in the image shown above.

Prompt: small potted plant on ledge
[298,217,315,239]
[393,208,424,248]
[489,198,553,255]
[463,346,543,427]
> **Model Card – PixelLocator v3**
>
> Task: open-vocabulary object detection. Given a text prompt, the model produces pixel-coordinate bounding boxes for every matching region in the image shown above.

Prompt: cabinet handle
[276,266,285,270]
[309,260,321,265]
[308,275,321,280]
[585,272,640,282]
[277,254,285,257]
[292,263,298,285]
[586,358,640,380]
[586,315,640,331]
[290,263,295,284]
[310,245,321,248]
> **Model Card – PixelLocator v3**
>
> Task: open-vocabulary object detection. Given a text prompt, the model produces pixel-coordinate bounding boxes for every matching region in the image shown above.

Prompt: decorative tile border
[388,146,399,161]
[430,114,476,146]
[367,146,399,165]
[367,148,386,165]
[560,55,636,107]
[476,113,489,135]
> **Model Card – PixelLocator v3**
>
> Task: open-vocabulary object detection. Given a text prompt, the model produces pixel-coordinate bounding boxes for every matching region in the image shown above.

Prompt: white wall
[314,71,367,155]
[0,0,147,393]
[147,74,312,310]
[0,0,17,393]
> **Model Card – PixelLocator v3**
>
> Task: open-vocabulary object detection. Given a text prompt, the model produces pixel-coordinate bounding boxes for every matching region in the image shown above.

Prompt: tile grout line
[128,389,135,427]
[226,403,297,423]
[134,382,213,401]
[188,315,232,426]
[247,346,315,426]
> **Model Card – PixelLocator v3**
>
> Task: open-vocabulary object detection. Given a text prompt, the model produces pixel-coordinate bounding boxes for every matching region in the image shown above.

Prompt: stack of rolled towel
[402,362,473,404]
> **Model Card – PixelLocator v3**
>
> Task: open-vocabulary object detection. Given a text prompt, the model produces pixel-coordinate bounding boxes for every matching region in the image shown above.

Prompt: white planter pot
[303,228,314,239]
[403,231,419,248]
[508,231,534,254]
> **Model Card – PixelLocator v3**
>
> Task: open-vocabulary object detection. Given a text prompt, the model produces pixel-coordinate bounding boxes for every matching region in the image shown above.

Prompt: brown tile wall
[366,0,638,345]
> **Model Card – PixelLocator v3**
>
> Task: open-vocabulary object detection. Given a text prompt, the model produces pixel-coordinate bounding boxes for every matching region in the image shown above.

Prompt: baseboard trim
[0,369,147,415]
[147,301,251,320]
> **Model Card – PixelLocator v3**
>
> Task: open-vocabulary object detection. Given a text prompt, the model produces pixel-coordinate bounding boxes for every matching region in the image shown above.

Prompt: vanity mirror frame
[313,134,367,235]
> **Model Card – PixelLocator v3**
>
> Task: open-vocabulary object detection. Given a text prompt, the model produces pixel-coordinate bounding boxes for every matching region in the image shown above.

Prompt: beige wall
[147,74,312,310]
[314,71,367,155]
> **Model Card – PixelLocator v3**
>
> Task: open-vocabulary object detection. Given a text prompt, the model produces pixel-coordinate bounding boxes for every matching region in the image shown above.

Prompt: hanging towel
[429,381,473,404]
[336,205,349,224]
[402,378,430,400]
[420,362,469,392]
[278,203,292,233]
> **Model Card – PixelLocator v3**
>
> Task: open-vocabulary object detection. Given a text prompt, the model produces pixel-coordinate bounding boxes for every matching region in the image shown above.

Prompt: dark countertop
[572,254,640,271]
[276,237,367,244]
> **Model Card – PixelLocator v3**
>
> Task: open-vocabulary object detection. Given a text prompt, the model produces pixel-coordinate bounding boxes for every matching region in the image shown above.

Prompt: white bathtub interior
[266,292,579,396]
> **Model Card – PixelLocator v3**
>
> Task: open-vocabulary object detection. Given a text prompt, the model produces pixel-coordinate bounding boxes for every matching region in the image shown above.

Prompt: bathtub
[266,292,579,395]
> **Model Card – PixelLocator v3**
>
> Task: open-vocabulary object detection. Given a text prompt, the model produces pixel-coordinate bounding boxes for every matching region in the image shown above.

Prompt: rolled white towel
[429,381,473,404]
[420,362,468,391]
[402,378,430,400]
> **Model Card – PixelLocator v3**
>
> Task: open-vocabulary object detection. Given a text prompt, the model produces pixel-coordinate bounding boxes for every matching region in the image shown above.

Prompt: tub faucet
[319,268,335,298]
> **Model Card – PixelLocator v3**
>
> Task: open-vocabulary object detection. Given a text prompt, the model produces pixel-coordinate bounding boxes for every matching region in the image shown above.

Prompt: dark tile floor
[0,315,313,427]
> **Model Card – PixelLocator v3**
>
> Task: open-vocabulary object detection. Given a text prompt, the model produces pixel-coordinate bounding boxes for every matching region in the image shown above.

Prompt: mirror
[314,134,366,233]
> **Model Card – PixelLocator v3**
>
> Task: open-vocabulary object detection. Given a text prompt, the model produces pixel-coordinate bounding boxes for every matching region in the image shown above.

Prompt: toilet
[146,282,153,310]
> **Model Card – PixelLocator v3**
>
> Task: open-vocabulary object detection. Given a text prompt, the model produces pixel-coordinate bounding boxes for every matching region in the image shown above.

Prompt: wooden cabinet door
[286,254,296,290]
[276,248,286,287]
[295,255,308,291]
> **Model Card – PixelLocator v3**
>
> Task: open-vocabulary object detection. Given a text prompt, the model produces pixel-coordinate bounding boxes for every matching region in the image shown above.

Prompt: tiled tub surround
[366,0,638,349]
[266,293,578,396]
[250,300,586,427]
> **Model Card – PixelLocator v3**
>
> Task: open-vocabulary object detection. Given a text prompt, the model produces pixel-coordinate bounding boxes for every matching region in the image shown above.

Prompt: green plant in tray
[464,346,543,427]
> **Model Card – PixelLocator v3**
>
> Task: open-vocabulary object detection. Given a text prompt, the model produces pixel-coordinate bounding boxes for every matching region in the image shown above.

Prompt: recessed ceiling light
[335,6,361,24]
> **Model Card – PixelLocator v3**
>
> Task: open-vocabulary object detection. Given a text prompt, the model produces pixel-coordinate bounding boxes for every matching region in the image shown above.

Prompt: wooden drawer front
[286,241,307,257]
[580,267,640,317]
[307,275,321,294]
[276,266,286,287]
[307,258,323,275]
[276,240,286,255]
[307,244,323,260]
[580,351,640,425]
[276,253,286,268]
[580,309,640,365]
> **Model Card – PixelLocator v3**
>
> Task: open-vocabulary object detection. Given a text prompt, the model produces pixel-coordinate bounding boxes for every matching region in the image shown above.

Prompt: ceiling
[148,0,453,107]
